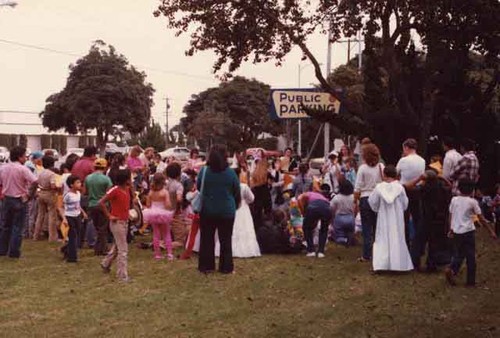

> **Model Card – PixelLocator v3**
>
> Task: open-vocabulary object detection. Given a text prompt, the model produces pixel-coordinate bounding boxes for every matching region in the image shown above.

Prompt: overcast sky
[0,0,354,131]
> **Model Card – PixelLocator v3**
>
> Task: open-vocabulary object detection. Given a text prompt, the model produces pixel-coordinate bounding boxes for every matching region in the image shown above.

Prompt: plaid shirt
[450,151,479,195]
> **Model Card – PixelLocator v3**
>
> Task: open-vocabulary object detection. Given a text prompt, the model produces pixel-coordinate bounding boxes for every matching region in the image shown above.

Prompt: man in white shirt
[396,139,426,268]
[396,139,426,185]
[442,137,462,180]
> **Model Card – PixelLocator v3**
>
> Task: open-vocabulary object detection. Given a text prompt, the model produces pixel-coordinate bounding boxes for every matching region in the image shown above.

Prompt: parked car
[0,146,9,163]
[159,147,190,161]
[43,149,59,160]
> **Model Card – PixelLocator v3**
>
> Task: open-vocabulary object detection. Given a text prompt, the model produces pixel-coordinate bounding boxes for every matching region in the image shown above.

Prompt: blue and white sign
[269,88,340,120]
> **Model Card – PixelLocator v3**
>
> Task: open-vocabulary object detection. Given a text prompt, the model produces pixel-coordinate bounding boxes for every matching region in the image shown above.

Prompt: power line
[0,37,216,82]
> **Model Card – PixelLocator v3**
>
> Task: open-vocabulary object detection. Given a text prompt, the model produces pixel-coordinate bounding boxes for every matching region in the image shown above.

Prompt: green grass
[0,232,499,338]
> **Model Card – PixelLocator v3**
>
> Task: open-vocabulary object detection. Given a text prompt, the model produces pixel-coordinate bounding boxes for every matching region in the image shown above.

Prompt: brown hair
[403,138,418,150]
[151,173,166,191]
[362,144,381,167]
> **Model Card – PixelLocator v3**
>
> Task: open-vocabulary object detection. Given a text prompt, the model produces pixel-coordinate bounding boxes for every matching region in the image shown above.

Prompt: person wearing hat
[85,158,113,256]
[25,151,44,176]
[322,150,342,194]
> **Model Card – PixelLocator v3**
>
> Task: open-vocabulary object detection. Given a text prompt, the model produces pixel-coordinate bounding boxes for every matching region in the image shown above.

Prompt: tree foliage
[40,41,155,153]
[137,121,166,151]
[155,0,499,160]
[181,76,284,151]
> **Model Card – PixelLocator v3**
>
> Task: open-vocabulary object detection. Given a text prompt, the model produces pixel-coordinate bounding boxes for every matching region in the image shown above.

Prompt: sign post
[269,89,340,156]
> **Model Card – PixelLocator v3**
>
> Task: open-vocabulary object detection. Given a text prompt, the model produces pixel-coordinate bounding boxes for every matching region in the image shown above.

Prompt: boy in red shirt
[99,169,132,282]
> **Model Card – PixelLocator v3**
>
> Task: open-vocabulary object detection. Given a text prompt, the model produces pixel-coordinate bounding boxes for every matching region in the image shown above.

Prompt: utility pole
[324,25,333,158]
[164,97,170,145]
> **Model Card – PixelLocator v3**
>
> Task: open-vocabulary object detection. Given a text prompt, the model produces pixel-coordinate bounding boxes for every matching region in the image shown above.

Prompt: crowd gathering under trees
[0,0,497,290]
[0,135,498,286]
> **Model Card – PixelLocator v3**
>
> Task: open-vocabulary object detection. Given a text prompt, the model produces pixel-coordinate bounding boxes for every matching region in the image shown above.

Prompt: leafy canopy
[181,76,283,151]
[40,41,155,150]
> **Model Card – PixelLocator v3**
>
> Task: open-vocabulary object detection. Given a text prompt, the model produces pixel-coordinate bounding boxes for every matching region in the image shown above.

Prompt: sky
[0,0,355,132]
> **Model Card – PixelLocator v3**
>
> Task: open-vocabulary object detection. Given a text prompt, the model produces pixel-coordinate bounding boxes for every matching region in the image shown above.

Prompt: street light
[297,62,322,157]
[0,0,18,8]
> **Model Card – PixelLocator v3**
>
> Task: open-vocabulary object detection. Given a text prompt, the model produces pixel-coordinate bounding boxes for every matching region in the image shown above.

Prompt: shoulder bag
[192,167,206,214]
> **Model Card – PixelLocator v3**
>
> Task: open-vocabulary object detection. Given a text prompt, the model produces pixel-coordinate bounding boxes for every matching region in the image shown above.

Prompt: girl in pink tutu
[143,173,174,260]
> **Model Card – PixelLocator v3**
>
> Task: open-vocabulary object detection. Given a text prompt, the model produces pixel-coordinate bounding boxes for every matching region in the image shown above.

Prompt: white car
[0,146,9,163]
[159,147,190,161]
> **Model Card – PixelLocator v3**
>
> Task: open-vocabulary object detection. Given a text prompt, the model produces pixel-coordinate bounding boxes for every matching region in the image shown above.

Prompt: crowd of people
[0,137,498,287]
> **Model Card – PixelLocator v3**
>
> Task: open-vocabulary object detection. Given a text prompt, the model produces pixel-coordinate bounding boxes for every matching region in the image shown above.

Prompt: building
[0,110,95,153]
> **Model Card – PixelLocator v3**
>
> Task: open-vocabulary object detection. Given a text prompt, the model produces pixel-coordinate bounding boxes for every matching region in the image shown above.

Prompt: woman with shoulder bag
[197,144,241,274]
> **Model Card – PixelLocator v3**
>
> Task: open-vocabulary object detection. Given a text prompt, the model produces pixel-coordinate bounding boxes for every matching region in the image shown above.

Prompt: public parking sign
[269,88,340,120]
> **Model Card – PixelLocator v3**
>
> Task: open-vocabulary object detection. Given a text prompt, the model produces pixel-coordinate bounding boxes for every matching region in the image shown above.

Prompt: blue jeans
[450,231,476,286]
[360,197,377,260]
[303,200,332,254]
[0,197,28,258]
[333,213,355,244]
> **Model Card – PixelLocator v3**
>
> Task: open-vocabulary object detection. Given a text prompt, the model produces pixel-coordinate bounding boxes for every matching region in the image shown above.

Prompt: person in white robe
[368,165,414,272]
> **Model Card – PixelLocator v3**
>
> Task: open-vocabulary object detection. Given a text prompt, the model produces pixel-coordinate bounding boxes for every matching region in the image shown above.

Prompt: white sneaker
[306,252,316,257]
[317,253,325,258]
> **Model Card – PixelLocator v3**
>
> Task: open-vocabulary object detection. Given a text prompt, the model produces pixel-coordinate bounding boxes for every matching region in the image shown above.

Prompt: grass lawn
[0,232,499,338]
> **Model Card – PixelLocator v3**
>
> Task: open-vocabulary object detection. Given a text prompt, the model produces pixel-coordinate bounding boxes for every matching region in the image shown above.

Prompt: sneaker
[167,254,174,261]
[445,268,456,286]
[119,276,131,283]
[306,252,316,257]
[154,255,162,260]
[100,263,111,274]
[317,253,325,258]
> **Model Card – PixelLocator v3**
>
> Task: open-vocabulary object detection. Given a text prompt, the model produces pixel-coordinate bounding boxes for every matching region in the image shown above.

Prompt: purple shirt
[305,191,329,203]
[72,157,95,182]
[0,162,37,197]
[127,157,143,172]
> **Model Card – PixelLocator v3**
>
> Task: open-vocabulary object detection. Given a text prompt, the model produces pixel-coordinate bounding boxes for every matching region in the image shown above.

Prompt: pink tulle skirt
[143,208,174,225]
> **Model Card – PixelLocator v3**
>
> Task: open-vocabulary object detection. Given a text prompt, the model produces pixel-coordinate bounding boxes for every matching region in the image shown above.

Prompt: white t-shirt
[396,154,426,185]
[64,191,81,217]
[449,196,481,234]
[442,149,462,180]
[354,163,385,198]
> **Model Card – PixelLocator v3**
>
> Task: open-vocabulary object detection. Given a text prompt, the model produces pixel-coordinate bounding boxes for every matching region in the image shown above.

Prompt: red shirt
[106,186,131,221]
[72,157,95,182]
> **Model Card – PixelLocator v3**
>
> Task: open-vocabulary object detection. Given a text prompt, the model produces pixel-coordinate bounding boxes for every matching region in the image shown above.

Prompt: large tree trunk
[96,127,107,157]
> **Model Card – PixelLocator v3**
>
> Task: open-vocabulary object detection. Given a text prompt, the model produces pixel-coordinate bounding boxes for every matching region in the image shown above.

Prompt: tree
[137,121,166,151]
[155,0,499,159]
[40,41,155,154]
[181,76,284,152]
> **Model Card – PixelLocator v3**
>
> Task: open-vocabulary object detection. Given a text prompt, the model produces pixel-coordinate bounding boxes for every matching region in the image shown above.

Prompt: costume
[143,201,174,259]
[369,181,413,271]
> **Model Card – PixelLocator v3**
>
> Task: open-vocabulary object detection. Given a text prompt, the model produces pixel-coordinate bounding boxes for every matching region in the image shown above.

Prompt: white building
[0,110,95,153]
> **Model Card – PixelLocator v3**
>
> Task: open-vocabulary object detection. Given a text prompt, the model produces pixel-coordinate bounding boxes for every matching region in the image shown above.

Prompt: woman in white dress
[215,181,261,258]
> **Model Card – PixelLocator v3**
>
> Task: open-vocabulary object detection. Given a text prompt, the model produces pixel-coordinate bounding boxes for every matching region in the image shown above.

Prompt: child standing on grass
[445,179,497,287]
[61,175,87,263]
[99,169,132,283]
[142,173,174,260]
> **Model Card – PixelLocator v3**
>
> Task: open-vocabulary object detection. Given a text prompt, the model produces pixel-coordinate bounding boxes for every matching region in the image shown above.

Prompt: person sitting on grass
[61,175,88,263]
[368,165,413,272]
[445,179,497,287]
[99,169,132,283]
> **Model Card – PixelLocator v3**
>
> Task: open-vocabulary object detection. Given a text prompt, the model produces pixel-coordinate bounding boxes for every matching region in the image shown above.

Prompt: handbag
[191,167,206,214]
